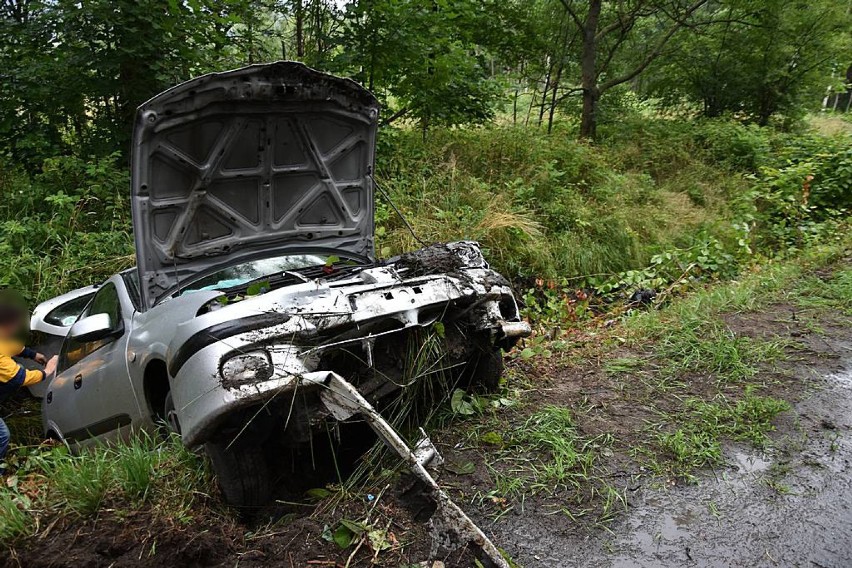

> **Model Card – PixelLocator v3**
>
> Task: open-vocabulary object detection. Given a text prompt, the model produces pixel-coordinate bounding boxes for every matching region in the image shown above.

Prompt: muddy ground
[4,268,852,567]
[470,309,852,567]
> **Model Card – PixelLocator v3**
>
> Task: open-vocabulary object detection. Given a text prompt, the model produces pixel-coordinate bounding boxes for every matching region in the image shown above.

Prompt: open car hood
[131,62,379,309]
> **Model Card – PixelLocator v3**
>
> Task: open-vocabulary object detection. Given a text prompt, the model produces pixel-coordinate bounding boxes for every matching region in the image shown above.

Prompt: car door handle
[74,374,83,390]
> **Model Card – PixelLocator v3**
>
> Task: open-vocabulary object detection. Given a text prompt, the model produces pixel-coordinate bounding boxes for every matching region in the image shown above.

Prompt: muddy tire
[470,349,504,392]
[205,441,271,511]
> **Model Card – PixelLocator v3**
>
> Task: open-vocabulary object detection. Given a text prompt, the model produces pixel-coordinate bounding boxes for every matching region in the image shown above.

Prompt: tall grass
[375,120,751,282]
[1,116,845,304]
[0,434,213,544]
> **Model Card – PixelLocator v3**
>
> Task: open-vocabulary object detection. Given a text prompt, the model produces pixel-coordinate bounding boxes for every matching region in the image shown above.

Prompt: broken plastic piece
[305,371,509,568]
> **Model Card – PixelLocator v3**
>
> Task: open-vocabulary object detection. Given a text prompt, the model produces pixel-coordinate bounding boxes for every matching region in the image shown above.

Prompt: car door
[25,286,98,398]
[44,279,141,444]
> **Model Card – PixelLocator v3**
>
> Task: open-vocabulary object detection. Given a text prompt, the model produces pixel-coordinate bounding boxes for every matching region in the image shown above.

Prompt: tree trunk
[578,0,601,139]
[314,0,323,55]
[513,84,519,124]
[295,0,304,57]
[580,88,599,139]
[538,60,552,127]
[547,59,563,134]
[246,12,254,64]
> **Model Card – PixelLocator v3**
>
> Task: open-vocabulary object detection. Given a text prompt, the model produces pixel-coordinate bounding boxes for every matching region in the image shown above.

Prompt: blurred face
[0,290,27,338]
[0,320,21,339]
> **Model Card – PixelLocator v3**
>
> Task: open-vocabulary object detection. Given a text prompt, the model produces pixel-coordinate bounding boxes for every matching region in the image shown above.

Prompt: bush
[693,120,772,171]
[751,133,851,249]
[0,116,848,308]
[0,154,133,302]
[376,119,747,282]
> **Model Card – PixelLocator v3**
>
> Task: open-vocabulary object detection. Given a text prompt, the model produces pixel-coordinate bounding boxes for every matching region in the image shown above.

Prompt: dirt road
[486,316,852,567]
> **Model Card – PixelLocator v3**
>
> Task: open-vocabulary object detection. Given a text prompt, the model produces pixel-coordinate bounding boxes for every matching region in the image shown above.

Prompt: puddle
[827,366,852,388]
[731,449,772,475]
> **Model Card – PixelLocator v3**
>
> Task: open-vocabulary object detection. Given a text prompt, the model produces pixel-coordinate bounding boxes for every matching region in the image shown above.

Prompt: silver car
[37,62,529,509]
[23,284,98,399]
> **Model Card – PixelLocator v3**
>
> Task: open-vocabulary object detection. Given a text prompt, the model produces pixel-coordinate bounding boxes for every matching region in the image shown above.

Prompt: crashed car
[37,63,530,514]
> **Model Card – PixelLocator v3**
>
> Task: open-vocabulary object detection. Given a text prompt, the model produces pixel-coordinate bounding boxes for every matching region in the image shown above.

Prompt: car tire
[470,348,504,392]
[205,440,272,511]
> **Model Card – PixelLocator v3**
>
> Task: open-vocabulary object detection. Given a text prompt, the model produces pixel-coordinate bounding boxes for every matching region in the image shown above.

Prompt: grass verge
[0,433,213,544]
[450,232,850,525]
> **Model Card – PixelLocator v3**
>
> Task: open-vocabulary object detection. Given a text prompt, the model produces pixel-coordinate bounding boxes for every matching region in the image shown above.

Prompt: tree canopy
[1,0,849,168]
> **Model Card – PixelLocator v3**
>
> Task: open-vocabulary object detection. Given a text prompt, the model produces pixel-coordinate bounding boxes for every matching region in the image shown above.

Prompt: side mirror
[69,313,115,343]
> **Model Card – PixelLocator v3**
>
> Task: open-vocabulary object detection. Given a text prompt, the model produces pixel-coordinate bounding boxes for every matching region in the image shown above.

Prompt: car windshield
[181,254,332,293]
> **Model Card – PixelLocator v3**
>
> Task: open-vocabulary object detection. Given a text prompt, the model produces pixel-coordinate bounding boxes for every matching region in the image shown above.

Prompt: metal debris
[306,371,509,568]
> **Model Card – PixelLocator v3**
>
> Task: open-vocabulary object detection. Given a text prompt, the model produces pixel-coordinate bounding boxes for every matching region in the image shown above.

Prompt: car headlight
[220,350,273,383]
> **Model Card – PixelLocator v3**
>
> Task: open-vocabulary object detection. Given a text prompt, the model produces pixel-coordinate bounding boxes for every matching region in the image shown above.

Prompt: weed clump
[657,393,790,476]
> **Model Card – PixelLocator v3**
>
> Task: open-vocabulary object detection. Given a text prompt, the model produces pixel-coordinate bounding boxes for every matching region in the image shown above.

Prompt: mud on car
[35,63,530,513]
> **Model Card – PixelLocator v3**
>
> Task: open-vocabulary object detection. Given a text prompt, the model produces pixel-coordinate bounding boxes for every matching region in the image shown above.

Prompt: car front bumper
[169,269,530,446]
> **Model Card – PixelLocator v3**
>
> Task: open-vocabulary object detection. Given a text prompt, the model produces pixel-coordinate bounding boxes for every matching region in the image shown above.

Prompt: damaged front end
[166,240,526,566]
[168,241,529,448]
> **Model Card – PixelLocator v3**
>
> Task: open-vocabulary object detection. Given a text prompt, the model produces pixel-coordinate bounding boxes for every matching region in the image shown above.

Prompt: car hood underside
[131,62,380,309]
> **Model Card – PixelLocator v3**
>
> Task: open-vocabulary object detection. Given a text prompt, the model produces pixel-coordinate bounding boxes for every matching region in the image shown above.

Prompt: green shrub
[751,133,851,249]
[376,120,745,282]
[693,120,772,171]
[0,153,133,302]
[0,117,848,309]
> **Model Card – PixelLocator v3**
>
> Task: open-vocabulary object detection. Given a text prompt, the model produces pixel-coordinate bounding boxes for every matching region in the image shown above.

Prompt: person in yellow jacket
[0,300,57,467]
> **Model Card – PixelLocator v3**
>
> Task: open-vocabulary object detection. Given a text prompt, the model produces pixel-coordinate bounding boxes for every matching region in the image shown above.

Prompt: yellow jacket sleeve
[0,354,44,387]
[22,367,46,386]
[0,355,20,383]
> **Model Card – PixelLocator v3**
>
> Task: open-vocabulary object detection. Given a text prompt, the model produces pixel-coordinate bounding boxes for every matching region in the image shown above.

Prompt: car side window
[82,284,122,330]
[59,284,124,371]
[43,293,95,327]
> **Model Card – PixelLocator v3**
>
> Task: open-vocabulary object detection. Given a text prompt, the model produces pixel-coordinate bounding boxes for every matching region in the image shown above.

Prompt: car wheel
[205,440,272,511]
[163,391,181,436]
[470,348,504,392]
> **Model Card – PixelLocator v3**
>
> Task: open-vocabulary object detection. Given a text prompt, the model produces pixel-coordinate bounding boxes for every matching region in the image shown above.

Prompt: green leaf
[339,519,368,535]
[491,397,516,408]
[325,519,368,549]
[325,255,340,267]
[305,487,332,501]
[367,528,392,552]
[451,389,475,415]
[332,524,355,548]
[246,280,269,296]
